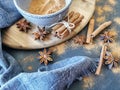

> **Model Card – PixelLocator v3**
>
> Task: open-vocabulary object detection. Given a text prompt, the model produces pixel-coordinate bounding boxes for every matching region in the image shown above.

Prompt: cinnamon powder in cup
[29,0,66,15]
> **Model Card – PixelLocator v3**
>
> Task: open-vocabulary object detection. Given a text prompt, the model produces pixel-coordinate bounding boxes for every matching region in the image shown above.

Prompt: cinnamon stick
[91,21,112,38]
[86,18,95,44]
[59,15,84,39]
[52,12,75,36]
[95,44,107,75]
[59,29,69,39]
[73,15,84,27]
[64,11,75,21]
[55,12,80,34]
[52,11,74,30]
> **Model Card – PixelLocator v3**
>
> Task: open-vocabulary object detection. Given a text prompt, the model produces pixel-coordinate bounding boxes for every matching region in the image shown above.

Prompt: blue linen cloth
[1,56,96,90]
[0,0,97,90]
[0,0,22,86]
[0,0,22,28]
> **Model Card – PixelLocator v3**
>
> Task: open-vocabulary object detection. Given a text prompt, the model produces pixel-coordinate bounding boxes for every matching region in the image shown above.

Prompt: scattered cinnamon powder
[22,55,34,63]
[96,4,113,15]
[112,67,120,74]
[110,43,120,58]
[96,6,104,16]
[83,76,95,88]
[50,43,66,55]
[108,0,116,6]
[96,16,106,23]
[84,44,96,50]
[69,39,83,49]
[27,66,33,70]
[103,5,113,12]
[70,39,99,52]
[109,28,118,36]
[29,0,66,15]
[96,0,100,2]
[114,17,120,25]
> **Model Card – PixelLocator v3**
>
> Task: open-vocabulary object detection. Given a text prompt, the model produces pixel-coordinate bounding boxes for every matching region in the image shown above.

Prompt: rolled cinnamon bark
[52,12,74,36]
[86,18,95,44]
[59,29,69,39]
[95,44,107,75]
[73,14,84,27]
[52,11,74,30]
[64,11,75,21]
[59,14,84,39]
[55,12,80,34]
[91,21,112,37]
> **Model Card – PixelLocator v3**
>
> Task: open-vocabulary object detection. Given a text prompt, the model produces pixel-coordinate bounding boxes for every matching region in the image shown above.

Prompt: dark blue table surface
[3,0,120,90]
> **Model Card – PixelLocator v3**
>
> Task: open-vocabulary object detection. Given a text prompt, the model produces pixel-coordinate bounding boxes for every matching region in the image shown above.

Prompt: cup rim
[13,0,72,18]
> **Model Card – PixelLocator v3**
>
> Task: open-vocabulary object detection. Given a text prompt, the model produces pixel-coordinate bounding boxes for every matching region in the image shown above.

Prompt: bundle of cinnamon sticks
[52,11,84,39]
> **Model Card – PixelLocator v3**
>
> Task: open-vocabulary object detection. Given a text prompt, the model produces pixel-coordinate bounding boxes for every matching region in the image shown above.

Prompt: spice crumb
[27,66,33,70]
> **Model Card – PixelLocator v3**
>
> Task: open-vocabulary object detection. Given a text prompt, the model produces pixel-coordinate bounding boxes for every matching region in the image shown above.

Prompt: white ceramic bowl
[13,0,72,27]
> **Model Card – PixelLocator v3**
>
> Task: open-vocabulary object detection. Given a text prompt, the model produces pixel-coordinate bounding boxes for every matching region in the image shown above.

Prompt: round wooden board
[2,0,96,50]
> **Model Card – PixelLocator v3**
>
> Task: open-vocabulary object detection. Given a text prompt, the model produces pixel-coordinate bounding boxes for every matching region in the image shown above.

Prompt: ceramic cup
[13,0,72,27]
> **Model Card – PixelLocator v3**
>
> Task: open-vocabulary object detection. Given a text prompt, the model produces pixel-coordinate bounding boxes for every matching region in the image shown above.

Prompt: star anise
[73,35,86,45]
[104,51,119,69]
[100,31,115,43]
[16,19,31,32]
[33,27,48,40]
[38,49,53,65]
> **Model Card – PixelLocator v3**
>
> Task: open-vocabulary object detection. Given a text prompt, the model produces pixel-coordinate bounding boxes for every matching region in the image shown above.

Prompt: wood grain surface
[2,0,96,49]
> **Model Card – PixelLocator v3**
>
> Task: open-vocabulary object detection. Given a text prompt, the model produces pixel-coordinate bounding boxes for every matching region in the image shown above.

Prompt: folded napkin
[1,56,96,90]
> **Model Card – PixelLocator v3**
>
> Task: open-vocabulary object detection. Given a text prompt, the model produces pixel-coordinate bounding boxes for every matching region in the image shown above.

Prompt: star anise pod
[16,19,31,32]
[104,51,114,65]
[73,35,86,45]
[104,51,119,69]
[100,31,115,43]
[33,27,48,40]
[38,49,53,65]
